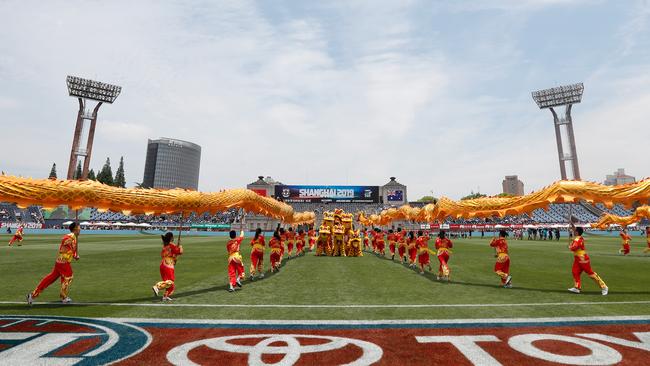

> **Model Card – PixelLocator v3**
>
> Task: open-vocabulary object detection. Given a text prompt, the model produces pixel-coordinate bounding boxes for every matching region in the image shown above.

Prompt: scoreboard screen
[275,185,379,203]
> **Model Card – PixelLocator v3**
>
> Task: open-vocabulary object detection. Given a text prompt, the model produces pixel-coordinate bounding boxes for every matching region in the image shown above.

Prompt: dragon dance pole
[177,211,184,245]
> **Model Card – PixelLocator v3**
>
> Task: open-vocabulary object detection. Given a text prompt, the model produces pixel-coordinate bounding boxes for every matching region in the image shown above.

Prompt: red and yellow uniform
[286,230,295,257]
[296,231,306,255]
[31,233,78,300]
[331,223,346,256]
[490,237,510,285]
[154,242,183,297]
[226,235,245,287]
[280,231,287,260]
[250,235,265,276]
[645,227,650,254]
[407,236,418,266]
[316,224,331,256]
[362,230,370,250]
[435,237,453,278]
[375,230,386,256]
[371,230,378,253]
[416,235,431,272]
[619,232,631,255]
[397,233,408,263]
[269,237,283,271]
[346,230,363,257]
[387,232,397,258]
[8,225,24,246]
[308,229,316,251]
[570,235,607,290]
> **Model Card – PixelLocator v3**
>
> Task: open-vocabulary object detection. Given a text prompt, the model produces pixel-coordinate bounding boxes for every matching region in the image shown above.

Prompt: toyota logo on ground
[166,334,383,366]
[0,316,150,365]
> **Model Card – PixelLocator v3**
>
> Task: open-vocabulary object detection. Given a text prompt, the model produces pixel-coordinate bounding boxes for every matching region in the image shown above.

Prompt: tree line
[48,157,127,188]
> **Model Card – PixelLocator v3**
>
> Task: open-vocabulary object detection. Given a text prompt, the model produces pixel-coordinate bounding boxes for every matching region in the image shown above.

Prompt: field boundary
[2,300,650,308]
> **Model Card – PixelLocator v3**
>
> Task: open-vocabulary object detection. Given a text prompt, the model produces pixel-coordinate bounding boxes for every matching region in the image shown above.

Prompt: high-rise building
[502,175,524,196]
[142,138,201,190]
[604,169,635,186]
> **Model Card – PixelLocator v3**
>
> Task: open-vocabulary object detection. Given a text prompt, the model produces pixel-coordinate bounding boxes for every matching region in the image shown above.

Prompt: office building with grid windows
[142,137,201,190]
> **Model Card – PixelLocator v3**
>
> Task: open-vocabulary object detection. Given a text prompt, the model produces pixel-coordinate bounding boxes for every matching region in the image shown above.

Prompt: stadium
[2,2,650,365]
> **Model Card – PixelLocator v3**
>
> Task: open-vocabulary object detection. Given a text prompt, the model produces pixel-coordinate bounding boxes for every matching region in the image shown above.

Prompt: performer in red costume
[375,228,386,256]
[308,226,316,251]
[249,228,265,280]
[269,230,283,272]
[362,228,370,251]
[387,229,397,260]
[435,230,453,281]
[8,224,24,246]
[397,229,408,264]
[296,229,306,256]
[619,229,631,255]
[27,222,80,305]
[407,231,418,268]
[279,227,287,262]
[645,226,650,254]
[286,227,296,257]
[226,229,245,292]
[568,226,608,295]
[490,230,513,288]
[152,232,184,301]
[416,231,432,274]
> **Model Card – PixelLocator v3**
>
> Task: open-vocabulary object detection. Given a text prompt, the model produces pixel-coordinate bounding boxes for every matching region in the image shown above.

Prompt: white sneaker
[26,293,33,306]
[601,287,608,296]
[152,286,159,297]
[236,279,243,288]
[61,297,72,304]
[259,273,265,278]
[504,283,513,288]
[228,285,235,292]
[162,296,173,302]
[568,287,581,294]
[505,275,512,286]
[436,276,441,281]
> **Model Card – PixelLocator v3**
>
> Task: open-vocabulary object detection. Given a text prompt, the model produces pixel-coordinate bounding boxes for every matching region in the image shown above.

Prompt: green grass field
[0,233,648,320]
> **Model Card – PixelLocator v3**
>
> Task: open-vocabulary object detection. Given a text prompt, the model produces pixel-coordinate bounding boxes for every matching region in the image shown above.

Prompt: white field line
[104,315,650,325]
[1,300,650,309]
[3,314,650,325]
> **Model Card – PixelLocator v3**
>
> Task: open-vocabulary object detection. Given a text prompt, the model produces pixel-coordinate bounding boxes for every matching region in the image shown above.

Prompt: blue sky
[1,0,648,200]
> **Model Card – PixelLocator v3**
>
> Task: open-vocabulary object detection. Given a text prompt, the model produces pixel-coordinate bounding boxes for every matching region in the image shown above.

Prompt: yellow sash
[436,248,452,255]
[228,252,243,263]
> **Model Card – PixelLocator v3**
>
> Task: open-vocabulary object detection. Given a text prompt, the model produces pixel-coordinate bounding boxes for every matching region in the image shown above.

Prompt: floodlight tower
[531,83,584,180]
[65,76,122,180]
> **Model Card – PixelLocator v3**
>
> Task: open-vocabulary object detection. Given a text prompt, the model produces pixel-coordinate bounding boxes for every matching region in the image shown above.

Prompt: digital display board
[386,189,403,202]
[275,185,379,203]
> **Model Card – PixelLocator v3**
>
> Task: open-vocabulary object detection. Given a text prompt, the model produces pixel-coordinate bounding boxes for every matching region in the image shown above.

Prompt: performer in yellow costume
[316,223,331,256]
[323,211,335,231]
[331,218,346,257]
[341,213,354,237]
[346,228,363,257]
